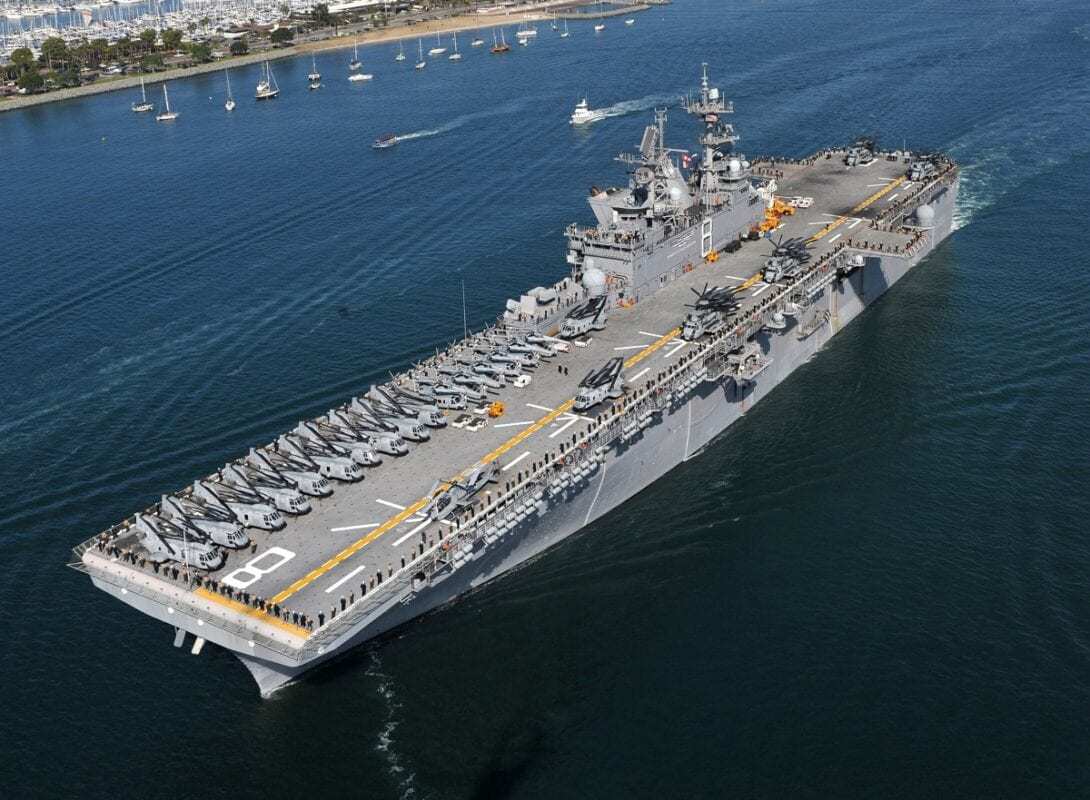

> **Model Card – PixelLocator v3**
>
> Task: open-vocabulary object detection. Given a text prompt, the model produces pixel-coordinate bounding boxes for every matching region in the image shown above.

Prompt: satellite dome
[582,267,607,298]
[709,87,720,100]
[915,204,935,227]
[669,186,683,200]
[728,158,742,173]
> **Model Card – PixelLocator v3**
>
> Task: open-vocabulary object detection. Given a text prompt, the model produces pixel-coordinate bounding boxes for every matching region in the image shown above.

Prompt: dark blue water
[3,1,1090,796]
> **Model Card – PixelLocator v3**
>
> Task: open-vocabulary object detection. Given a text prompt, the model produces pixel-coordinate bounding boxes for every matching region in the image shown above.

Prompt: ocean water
[3,1,1090,797]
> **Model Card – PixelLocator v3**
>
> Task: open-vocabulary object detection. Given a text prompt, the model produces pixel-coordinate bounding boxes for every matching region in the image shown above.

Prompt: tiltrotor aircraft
[573,357,626,411]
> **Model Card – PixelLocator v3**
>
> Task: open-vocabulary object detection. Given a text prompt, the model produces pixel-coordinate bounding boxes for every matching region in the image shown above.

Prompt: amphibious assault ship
[71,65,959,695]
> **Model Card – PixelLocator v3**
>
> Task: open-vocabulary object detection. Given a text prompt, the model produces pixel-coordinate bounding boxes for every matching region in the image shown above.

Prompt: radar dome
[915,204,935,227]
[728,158,742,174]
[709,87,720,100]
[583,267,607,298]
[669,186,683,201]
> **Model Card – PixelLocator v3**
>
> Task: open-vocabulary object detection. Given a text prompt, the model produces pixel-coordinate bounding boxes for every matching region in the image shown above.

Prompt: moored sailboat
[155,84,178,121]
[131,77,154,113]
[255,61,279,100]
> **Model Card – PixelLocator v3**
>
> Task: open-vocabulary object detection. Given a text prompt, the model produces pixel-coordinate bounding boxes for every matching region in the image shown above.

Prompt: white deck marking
[526,403,554,413]
[329,522,381,533]
[376,499,406,511]
[866,182,894,187]
[324,563,368,594]
[638,330,663,338]
[885,193,899,203]
[392,519,431,547]
[808,220,832,225]
[724,275,746,281]
[502,451,531,471]
[613,345,646,351]
[630,367,650,381]
[663,341,687,358]
[752,283,772,298]
[549,415,580,439]
[493,420,534,428]
[828,233,842,243]
[848,219,863,229]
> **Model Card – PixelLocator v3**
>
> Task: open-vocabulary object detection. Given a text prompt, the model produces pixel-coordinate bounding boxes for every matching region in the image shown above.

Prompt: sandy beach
[0,0,632,113]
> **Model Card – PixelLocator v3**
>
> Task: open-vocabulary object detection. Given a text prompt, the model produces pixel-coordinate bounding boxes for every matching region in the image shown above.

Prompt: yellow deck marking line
[263,326,685,612]
[807,176,905,243]
[194,587,309,638]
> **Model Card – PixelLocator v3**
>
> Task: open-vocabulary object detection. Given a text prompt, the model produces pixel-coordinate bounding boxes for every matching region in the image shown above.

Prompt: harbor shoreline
[0,0,639,113]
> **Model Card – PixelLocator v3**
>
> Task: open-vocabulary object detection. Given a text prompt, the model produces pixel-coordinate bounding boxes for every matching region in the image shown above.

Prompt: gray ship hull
[232,181,958,695]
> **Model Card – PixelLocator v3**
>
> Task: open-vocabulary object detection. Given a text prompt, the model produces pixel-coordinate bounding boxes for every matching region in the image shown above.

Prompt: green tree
[139,29,157,52]
[188,42,212,63]
[313,3,332,26]
[141,52,164,71]
[199,16,210,31]
[115,37,132,60]
[229,37,249,56]
[17,70,44,92]
[90,38,109,65]
[270,27,294,46]
[161,29,183,51]
[40,36,68,68]
[11,47,34,71]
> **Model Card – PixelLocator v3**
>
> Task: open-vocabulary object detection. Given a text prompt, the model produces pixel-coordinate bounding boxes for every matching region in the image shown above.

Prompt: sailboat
[395,41,406,61]
[428,32,447,56]
[155,84,178,122]
[471,34,485,47]
[515,23,537,41]
[449,31,462,61]
[625,18,635,25]
[594,5,606,33]
[560,18,570,38]
[131,77,154,113]
[490,28,510,54]
[307,55,320,82]
[224,70,236,111]
[349,38,361,71]
[348,51,373,81]
[255,61,279,100]
[551,13,559,31]
[415,38,426,70]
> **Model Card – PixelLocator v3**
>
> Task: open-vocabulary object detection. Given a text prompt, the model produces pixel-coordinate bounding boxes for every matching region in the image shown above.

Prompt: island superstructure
[71,65,959,696]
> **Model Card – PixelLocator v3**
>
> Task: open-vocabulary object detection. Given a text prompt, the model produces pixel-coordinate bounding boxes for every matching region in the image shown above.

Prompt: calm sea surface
[3,1,1090,797]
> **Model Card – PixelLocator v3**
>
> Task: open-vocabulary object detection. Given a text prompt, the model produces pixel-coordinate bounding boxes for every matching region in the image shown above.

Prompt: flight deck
[79,151,947,643]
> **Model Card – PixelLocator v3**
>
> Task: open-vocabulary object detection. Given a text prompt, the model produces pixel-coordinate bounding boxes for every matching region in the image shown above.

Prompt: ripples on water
[2,0,1090,796]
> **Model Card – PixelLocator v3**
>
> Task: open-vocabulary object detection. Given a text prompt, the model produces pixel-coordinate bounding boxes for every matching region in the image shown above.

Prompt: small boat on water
[560,19,570,38]
[625,18,635,26]
[428,32,447,56]
[515,24,537,40]
[155,84,178,122]
[349,38,361,71]
[395,41,406,61]
[594,23,606,32]
[471,36,485,47]
[570,97,607,126]
[449,31,462,61]
[415,39,427,70]
[309,80,322,90]
[224,70,236,112]
[373,133,398,149]
[491,28,510,54]
[131,77,154,113]
[255,61,279,100]
[307,55,321,82]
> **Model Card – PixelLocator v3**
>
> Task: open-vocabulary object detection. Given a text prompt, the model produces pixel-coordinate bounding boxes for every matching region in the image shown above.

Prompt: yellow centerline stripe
[265,327,684,610]
[807,176,905,243]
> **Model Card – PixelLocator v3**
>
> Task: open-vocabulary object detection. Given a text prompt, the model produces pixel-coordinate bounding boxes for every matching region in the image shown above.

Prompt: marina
[6,0,1090,795]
